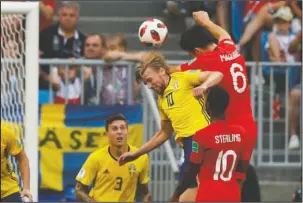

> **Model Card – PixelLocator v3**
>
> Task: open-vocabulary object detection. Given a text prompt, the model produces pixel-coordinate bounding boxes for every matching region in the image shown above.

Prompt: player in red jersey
[169,86,250,202]
[170,11,257,168]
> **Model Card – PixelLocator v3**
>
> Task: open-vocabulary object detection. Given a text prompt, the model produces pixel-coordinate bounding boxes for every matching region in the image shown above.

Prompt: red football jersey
[190,121,249,185]
[181,38,253,121]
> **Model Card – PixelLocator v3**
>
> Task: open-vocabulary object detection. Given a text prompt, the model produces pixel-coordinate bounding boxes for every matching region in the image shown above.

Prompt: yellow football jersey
[158,70,211,145]
[76,145,149,202]
[1,123,22,199]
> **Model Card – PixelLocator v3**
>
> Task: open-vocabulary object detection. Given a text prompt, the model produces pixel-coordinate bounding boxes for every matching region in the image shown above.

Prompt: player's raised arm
[193,11,231,42]
[103,50,146,62]
[187,70,223,98]
[118,120,174,164]
[197,71,223,94]
[74,181,95,202]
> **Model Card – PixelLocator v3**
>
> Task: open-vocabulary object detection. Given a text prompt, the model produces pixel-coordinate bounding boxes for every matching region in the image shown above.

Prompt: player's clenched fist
[118,151,138,165]
[192,11,211,26]
[193,85,208,98]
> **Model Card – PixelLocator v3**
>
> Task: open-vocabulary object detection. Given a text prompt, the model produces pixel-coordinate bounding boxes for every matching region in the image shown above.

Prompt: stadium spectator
[39,1,85,90]
[163,0,229,30]
[236,1,288,61]
[49,57,82,104]
[102,33,144,104]
[39,0,56,31]
[82,33,107,104]
[99,33,129,105]
[39,1,85,59]
[216,1,231,33]
[288,31,301,150]
[266,7,297,63]
[264,6,299,120]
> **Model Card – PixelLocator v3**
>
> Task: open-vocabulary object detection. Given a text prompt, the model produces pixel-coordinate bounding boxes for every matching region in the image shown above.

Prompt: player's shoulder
[171,70,200,78]
[1,122,15,139]
[228,124,246,133]
[216,38,238,54]
[89,146,109,158]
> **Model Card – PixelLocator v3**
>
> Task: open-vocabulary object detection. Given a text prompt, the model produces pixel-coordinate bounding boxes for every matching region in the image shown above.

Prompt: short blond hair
[136,51,168,82]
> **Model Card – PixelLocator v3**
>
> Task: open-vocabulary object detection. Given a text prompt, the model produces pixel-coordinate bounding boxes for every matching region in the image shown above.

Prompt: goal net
[1,2,39,201]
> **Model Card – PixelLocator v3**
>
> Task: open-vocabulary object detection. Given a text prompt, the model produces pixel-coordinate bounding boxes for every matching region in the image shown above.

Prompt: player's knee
[179,187,197,202]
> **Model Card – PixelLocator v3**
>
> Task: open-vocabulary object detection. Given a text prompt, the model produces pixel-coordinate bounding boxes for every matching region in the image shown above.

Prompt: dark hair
[86,33,107,48]
[207,86,229,116]
[180,24,218,52]
[105,113,127,131]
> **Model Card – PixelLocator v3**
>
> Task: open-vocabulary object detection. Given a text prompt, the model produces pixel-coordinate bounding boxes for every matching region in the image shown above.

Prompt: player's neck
[109,145,129,159]
[207,43,217,52]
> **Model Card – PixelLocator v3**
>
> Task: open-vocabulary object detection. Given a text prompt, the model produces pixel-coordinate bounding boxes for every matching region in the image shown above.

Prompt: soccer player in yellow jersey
[1,122,32,202]
[75,114,151,202]
[118,51,223,202]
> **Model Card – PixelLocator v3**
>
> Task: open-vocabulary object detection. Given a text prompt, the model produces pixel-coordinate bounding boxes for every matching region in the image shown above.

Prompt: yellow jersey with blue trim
[158,71,211,145]
[76,145,149,202]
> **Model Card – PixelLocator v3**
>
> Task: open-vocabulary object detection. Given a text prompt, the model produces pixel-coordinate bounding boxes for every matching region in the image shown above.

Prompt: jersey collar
[108,145,130,161]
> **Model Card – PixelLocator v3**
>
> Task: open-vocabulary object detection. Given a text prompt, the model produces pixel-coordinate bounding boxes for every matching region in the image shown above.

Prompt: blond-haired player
[118,51,223,202]
[1,122,32,202]
[75,114,151,202]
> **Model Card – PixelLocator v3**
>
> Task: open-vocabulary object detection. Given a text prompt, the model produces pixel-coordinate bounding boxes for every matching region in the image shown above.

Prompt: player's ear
[193,48,203,56]
[159,67,166,75]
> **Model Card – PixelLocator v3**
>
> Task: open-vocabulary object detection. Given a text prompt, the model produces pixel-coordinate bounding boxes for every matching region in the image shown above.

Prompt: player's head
[58,1,80,32]
[105,113,128,147]
[180,25,217,57]
[136,51,169,95]
[206,86,229,119]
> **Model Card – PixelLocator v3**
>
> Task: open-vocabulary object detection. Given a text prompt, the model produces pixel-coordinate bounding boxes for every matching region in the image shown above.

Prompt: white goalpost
[1,1,39,201]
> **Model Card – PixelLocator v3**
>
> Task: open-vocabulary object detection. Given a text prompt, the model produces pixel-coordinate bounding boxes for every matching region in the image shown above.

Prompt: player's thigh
[1,192,22,202]
[179,187,197,202]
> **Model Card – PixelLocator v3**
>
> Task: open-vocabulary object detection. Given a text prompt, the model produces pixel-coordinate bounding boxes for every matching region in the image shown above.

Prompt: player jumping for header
[118,51,223,201]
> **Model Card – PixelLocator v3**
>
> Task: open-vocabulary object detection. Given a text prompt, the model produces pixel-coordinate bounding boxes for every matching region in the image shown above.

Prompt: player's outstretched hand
[20,189,33,202]
[192,11,211,26]
[103,51,125,61]
[118,151,138,165]
[193,85,208,99]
